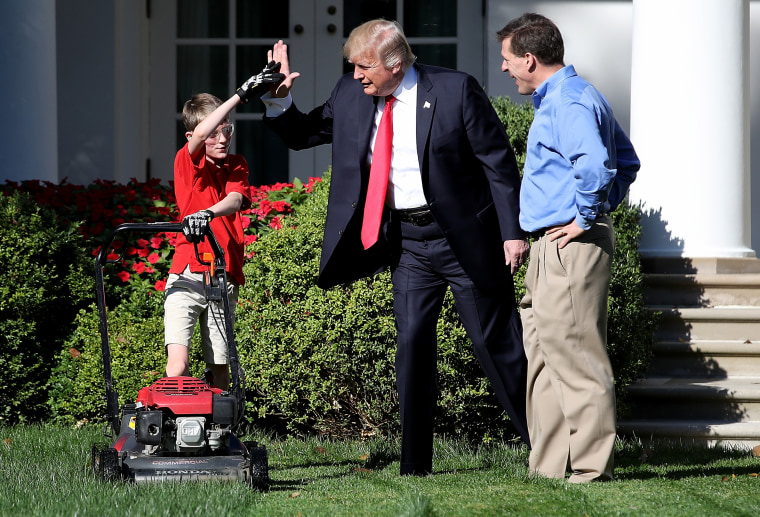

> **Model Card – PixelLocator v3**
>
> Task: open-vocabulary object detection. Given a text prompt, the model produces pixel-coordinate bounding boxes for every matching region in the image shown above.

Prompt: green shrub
[0,191,92,423]
[237,175,511,439]
[608,202,658,412]
[490,96,533,173]
[48,288,206,426]
[237,175,397,436]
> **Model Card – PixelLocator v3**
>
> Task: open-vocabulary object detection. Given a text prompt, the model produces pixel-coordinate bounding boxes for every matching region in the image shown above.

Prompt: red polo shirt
[169,143,252,285]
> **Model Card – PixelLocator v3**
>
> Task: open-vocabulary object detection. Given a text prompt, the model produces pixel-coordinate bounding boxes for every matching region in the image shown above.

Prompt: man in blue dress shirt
[497,13,640,482]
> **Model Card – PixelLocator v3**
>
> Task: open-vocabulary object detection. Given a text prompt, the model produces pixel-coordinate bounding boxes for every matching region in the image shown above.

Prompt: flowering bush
[0,176,321,303]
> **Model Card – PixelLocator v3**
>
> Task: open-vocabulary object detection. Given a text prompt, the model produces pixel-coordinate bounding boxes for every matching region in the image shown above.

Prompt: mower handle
[94,222,243,436]
[95,222,225,269]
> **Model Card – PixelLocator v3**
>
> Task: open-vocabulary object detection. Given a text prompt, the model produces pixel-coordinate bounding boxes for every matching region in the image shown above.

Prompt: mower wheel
[99,447,122,481]
[245,441,270,490]
[91,443,106,476]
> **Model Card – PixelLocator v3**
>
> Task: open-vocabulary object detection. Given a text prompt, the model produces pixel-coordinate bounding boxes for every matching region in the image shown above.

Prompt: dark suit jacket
[265,63,523,293]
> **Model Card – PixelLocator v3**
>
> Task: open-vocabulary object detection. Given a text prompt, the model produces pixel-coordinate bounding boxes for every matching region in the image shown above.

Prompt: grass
[1,424,760,516]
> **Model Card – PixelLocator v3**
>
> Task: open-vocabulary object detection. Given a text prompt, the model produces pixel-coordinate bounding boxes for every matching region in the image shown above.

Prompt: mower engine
[132,377,237,454]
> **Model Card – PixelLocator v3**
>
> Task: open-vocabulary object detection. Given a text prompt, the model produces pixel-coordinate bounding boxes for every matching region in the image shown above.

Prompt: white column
[0,0,58,183]
[629,0,753,258]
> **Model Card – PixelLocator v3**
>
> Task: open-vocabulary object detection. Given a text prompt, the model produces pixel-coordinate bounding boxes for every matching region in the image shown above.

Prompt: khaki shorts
[164,266,238,365]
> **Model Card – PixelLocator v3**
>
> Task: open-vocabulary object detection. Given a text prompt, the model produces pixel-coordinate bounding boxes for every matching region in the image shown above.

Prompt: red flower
[150,236,164,249]
[306,176,322,192]
[132,261,146,274]
[269,216,282,230]
[137,248,150,258]
[137,238,150,248]
[154,279,167,291]
[272,200,290,213]
[244,234,257,246]
[256,199,272,218]
[117,271,131,282]
[107,252,120,261]
[147,252,160,265]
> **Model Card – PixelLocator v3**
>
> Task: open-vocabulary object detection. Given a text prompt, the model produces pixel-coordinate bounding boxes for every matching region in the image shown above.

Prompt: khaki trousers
[520,215,616,483]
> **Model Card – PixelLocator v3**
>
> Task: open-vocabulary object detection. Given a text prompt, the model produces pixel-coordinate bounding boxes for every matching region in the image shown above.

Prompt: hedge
[0,191,92,423]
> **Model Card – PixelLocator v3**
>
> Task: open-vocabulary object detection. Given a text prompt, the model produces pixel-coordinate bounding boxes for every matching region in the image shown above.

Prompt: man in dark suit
[261,19,529,476]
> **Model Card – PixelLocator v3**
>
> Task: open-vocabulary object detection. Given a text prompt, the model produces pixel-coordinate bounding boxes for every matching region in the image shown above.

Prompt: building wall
[485,0,760,258]
[5,0,759,257]
[0,1,58,183]
[56,0,115,185]
[485,1,634,131]
[751,4,760,258]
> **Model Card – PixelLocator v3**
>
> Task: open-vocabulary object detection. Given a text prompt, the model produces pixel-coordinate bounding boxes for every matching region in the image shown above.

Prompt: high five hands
[267,40,301,98]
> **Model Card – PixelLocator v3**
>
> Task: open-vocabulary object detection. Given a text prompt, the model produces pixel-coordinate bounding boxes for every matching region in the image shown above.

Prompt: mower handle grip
[95,222,225,269]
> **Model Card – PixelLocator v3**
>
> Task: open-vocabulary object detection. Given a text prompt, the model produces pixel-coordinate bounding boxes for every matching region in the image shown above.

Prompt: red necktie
[361,95,396,250]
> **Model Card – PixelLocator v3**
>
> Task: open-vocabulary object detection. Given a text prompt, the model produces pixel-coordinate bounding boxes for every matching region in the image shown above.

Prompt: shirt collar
[532,64,577,110]
[391,65,417,104]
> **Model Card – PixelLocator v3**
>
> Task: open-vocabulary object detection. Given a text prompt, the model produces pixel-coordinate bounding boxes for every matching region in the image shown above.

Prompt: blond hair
[181,93,227,131]
[343,19,416,71]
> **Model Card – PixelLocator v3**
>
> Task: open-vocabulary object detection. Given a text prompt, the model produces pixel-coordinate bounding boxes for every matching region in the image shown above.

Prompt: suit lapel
[415,65,436,178]
[358,94,379,167]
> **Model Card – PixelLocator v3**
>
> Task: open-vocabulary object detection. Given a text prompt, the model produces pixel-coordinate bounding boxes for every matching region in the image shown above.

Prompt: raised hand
[267,40,301,98]
[236,61,286,104]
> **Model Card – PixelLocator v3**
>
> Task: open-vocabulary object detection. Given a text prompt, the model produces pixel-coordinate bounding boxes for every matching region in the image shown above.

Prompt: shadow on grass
[615,442,759,480]
[264,440,402,491]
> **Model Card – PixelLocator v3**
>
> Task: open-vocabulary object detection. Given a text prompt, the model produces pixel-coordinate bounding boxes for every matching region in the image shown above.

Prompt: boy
[164,65,282,388]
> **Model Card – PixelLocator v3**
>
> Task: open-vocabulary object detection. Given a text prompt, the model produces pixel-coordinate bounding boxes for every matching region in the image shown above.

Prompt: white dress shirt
[372,67,425,209]
[261,66,426,209]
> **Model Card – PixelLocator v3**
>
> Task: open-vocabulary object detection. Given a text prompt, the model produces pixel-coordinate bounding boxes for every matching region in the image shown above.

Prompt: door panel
[148,0,480,185]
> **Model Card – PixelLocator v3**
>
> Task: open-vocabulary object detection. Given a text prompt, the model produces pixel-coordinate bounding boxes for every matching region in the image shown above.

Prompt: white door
[148,0,481,185]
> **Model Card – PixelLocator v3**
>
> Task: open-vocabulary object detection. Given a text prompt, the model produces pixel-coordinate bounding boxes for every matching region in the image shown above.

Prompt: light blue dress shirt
[519,65,640,233]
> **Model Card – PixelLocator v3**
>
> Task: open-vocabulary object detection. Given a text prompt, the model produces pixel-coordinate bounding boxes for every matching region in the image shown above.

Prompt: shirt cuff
[260,92,292,117]
[575,213,593,231]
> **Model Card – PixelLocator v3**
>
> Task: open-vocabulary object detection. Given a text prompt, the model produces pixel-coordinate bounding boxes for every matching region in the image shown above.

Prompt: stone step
[617,419,760,449]
[625,377,760,420]
[644,273,760,307]
[651,307,760,341]
[642,257,760,275]
[648,340,760,377]
[633,258,760,446]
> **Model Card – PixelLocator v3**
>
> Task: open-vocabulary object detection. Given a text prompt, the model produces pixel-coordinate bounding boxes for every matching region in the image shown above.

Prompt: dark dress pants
[390,220,529,476]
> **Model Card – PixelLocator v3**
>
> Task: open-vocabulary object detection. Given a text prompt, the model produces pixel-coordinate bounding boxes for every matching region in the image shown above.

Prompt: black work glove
[182,209,214,243]
[235,61,285,104]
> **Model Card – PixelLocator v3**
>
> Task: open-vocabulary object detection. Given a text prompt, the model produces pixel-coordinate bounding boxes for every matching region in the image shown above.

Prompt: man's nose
[353,66,364,80]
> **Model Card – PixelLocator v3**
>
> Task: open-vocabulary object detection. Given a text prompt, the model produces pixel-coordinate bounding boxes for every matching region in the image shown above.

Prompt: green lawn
[1,424,759,516]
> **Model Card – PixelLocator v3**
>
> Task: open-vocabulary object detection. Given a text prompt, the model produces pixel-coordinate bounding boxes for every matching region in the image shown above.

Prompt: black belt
[392,206,434,226]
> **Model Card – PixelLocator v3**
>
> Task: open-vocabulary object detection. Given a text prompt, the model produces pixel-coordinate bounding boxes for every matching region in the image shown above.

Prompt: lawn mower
[90,222,269,488]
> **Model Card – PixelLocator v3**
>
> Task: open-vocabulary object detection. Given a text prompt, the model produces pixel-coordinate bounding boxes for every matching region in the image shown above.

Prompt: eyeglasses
[206,124,234,143]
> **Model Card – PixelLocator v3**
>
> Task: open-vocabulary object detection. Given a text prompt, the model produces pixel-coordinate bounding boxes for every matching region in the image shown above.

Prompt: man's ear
[525,53,538,72]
